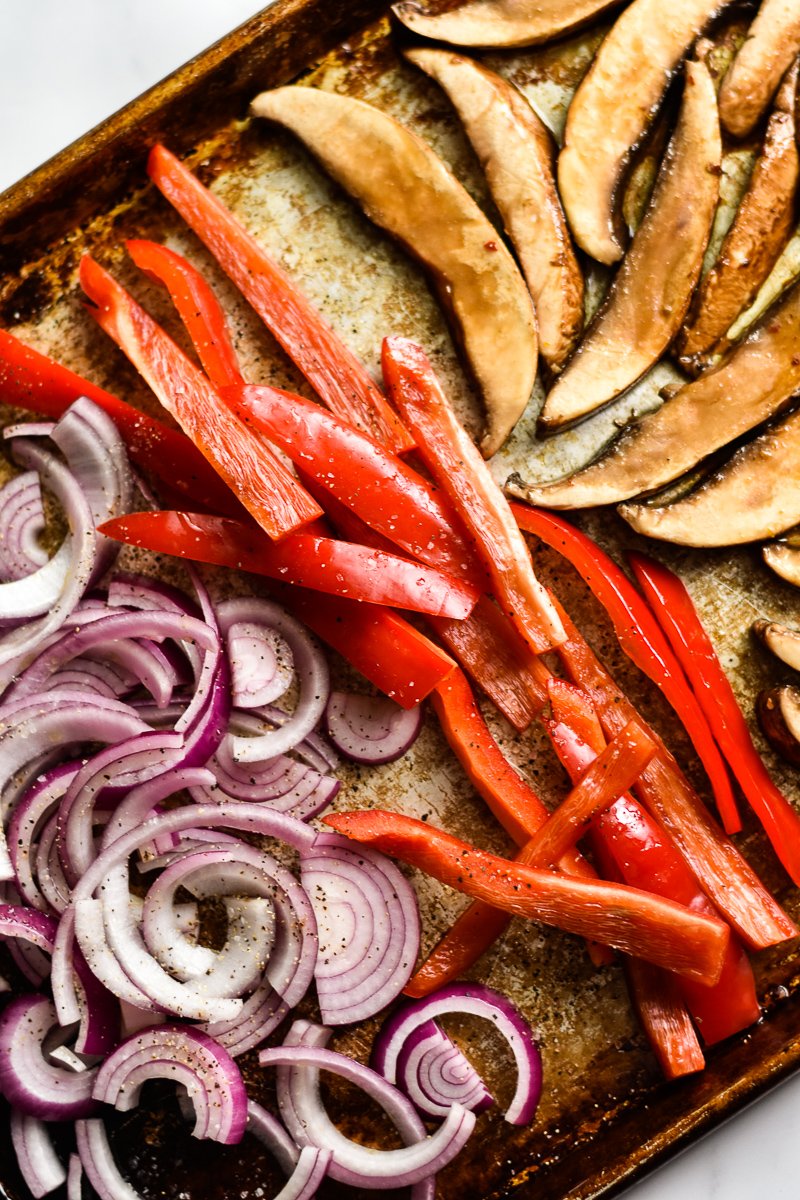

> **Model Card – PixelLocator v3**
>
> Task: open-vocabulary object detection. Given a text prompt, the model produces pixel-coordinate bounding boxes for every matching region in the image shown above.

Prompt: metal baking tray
[2,3,800,1197]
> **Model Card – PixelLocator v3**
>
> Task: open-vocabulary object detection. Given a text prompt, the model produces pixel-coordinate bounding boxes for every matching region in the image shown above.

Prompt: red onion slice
[261,1020,474,1188]
[395,1019,493,1119]
[300,831,420,1024]
[93,1024,248,1144]
[0,994,97,1119]
[76,1118,143,1200]
[66,1154,84,1200]
[8,762,81,913]
[325,692,423,764]
[372,983,543,1126]
[247,1102,332,1200]
[227,620,294,708]
[0,471,48,582]
[10,1109,67,1198]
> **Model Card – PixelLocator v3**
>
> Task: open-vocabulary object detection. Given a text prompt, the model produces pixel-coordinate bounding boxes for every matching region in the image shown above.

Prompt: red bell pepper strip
[99,510,479,619]
[79,255,321,541]
[381,336,564,654]
[404,718,654,996]
[0,326,241,517]
[126,239,244,388]
[147,144,412,455]
[270,584,455,708]
[548,680,760,1047]
[511,503,741,834]
[228,382,481,584]
[550,593,798,949]
[629,551,800,888]
[325,810,730,986]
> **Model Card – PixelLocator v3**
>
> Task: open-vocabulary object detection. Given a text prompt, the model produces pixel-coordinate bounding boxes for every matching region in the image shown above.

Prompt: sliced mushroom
[558,0,734,264]
[718,0,800,138]
[757,686,800,767]
[618,406,800,546]
[250,86,537,458]
[391,0,626,49]
[764,542,800,587]
[539,60,720,433]
[676,61,799,372]
[403,47,583,374]
[514,277,800,510]
[753,619,800,673]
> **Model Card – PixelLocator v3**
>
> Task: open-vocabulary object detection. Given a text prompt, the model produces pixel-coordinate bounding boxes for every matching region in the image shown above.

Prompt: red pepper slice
[550,593,797,949]
[629,551,800,888]
[126,239,244,388]
[381,336,564,654]
[405,718,654,996]
[325,809,730,986]
[272,584,455,708]
[0,327,240,516]
[549,680,760,1047]
[228,382,480,584]
[511,503,741,833]
[100,510,479,619]
[147,144,411,454]
[79,255,321,541]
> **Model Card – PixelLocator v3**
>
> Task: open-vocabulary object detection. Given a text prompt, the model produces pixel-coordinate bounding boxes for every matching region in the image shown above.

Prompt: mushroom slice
[757,686,800,768]
[753,619,800,673]
[404,47,583,374]
[558,0,733,264]
[618,406,800,546]
[763,542,800,588]
[539,60,719,433]
[251,86,537,458]
[391,0,626,49]
[677,61,800,372]
[514,278,800,510]
[718,0,800,138]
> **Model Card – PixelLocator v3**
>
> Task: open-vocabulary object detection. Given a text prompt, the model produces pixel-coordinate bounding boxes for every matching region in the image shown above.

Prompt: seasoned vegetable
[392,0,626,48]
[718,0,800,137]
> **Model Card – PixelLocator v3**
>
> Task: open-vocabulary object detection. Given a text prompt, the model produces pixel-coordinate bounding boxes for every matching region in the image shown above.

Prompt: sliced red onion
[260,1020,474,1188]
[37,814,75,914]
[372,983,543,1126]
[43,656,135,699]
[107,573,200,618]
[67,1154,84,1200]
[204,734,340,820]
[246,1102,332,1200]
[93,1024,248,1144]
[0,471,48,582]
[10,1109,67,1198]
[216,598,328,763]
[0,994,97,1118]
[9,762,81,912]
[76,1119,143,1200]
[325,692,423,764]
[299,831,420,1025]
[227,619,294,708]
[395,1019,493,1120]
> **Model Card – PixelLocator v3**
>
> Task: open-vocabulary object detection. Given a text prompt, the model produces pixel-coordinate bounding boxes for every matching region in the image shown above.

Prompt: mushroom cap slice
[558,0,733,264]
[250,86,537,458]
[718,0,800,138]
[753,619,800,674]
[677,60,800,371]
[391,0,627,49]
[514,277,800,510]
[757,686,800,767]
[404,47,584,374]
[539,59,720,432]
[618,406,800,546]
[763,542,800,589]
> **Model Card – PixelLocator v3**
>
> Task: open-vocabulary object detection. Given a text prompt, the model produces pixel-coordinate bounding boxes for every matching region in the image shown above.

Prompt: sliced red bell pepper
[381,336,564,654]
[79,255,321,541]
[404,718,654,996]
[227,382,481,584]
[550,593,797,949]
[0,326,240,516]
[548,680,760,1047]
[511,503,741,834]
[271,584,455,708]
[629,551,800,889]
[100,510,479,619]
[147,144,412,454]
[126,239,244,388]
[325,809,730,986]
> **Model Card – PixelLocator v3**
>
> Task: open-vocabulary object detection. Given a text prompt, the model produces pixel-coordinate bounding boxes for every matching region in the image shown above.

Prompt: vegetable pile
[2,0,800,1194]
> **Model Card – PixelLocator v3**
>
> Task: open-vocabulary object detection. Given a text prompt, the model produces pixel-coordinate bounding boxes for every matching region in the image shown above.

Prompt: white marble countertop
[1,2,798,1197]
